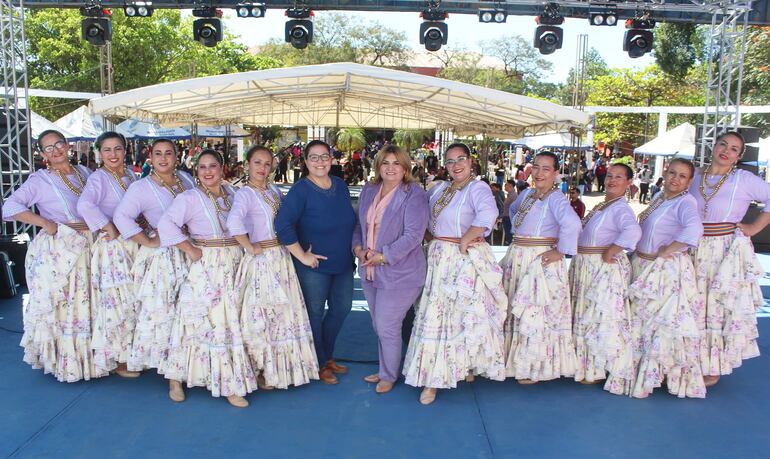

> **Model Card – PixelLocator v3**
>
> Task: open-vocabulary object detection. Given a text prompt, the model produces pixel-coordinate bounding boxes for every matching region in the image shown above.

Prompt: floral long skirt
[21,225,105,382]
[570,252,635,395]
[89,234,138,373]
[630,254,706,398]
[692,231,763,376]
[500,244,577,381]
[128,245,189,373]
[234,246,319,389]
[164,246,257,397]
[402,240,507,389]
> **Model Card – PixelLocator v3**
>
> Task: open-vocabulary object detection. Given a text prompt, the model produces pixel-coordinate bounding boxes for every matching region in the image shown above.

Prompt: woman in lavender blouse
[402,143,507,405]
[500,152,580,384]
[630,158,705,399]
[113,139,195,401]
[689,131,770,388]
[570,162,641,395]
[2,129,101,382]
[228,145,318,391]
[77,131,140,378]
[352,145,429,394]
[158,150,255,408]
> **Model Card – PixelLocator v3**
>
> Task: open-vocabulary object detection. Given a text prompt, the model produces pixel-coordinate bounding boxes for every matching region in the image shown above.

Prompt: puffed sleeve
[113,181,144,239]
[613,206,642,250]
[743,171,770,211]
[274,182,305,246]
[550,194,580,256]
[381,185,429,265]
[675,196,704,247]
[507,189,528,220]
[2,173,41,220]
[226,188,251,237]
[158,193,192,247]
[469,182,498,236]
[77,171,110,232]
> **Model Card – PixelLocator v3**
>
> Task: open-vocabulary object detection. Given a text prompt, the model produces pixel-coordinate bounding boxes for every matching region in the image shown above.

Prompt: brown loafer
[704,375,720,387]
[325,360,348,374]
[375,380,394,394]
[517,379,539,385]
[319,367,338,385]
[363,373,380,383]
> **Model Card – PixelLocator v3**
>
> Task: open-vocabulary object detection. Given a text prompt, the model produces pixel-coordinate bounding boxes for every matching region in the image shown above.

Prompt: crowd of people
[5,128,769,408]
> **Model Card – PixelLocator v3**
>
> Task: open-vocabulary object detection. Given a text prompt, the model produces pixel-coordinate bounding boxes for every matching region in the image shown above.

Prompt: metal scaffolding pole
[0,0,32,235]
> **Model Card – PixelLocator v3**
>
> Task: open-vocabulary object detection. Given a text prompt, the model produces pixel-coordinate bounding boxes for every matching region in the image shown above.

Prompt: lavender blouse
[637,193,703,254]
[158,185,238,247]
[578,198,642,250]
[226,184,284,243]
[113,172,196,239]
[2,166,92,223]
[508,188,581,255]
[689,168,770,223]
[77,167,138,232]
[428,180,498,237]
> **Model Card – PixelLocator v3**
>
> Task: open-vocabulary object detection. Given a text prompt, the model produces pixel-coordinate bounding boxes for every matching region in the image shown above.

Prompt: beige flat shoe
[704,375,720,387]
[579,379,604,385]
[257,374,275,391]
[517,379,539,385]
[168,381,185,403]
[375,380,394,394]
[419,388,437,405]
[363,373,380,383]
[227,395,249,408]
[465,374,476,383]
[115,369,141,378]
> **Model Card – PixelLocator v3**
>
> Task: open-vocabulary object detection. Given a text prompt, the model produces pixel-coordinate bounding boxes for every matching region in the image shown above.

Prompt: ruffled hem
[501,244,576,380]
[21,331,107,382]
[163,342,257,397]
[244,339,319,388]
[631,337,706,399]
[699,330,760,376]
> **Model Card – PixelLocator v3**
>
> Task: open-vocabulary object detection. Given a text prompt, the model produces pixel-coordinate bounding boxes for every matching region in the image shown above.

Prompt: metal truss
[0,0,32,235]
[697,0,753,166]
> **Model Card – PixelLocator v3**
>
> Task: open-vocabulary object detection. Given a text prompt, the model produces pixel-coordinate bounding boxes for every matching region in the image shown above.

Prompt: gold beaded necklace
[248,181,280,216]
[103,166,134,192]
[52,166,86,196]
[582,195,624,227]
[637,190,688,224]
[200,184,232,233]
[699,165,736,217]
[430,176,472,233]
[512,185,559,230]
[153,170,185,198]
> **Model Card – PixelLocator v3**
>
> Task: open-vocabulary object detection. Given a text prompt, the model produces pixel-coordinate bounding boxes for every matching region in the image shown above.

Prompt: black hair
[36,129,66,151]
[715,130,746,155]
[445,142,471,157]
[535,151,560,169]
[506,179,515,186]
[196,149,224,166]
[246,145,273,162]
[304,140,331,158]
[668,158,696,178]
[95,131,127,150]
[150,138,177,154]
[610,163,634,179]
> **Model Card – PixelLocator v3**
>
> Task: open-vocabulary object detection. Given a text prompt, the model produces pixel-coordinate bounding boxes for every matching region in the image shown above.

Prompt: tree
[393,129,432,152]
[335,128,366,154]
[554,47,610,106]
[653,23,706,79]
[481,35,552,81]
[741,26,770,136]
[24,9,282,120]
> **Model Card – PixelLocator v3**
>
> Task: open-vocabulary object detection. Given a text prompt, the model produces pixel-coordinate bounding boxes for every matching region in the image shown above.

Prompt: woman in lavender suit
[77,131,140,378]
[352,145,429,395]
[402,143,508,405]
[113,139,195,401]
[2,129,102,382]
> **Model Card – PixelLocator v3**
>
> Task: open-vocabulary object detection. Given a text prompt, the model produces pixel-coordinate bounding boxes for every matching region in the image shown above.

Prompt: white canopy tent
[55,106,132,141]
[508,132,591,150]
[116,119,190,140]
[89,62,590,137]
[30,111,75,140]
[197,125,250,138]
[633,123,696,158]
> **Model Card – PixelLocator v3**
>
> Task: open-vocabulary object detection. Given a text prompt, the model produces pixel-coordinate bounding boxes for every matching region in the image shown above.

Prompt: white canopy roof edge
[506,131,591,150]
[633,123,696,158]
[89,62,591,138]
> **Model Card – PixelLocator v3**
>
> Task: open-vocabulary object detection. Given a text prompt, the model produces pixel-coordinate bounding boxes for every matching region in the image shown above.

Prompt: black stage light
[236,4,265,18]
[623,29,653,58]
[533,25,563,55]
[193,18,223,47]
[285,8,313,49]
[478,9,507,23]
[420,10,448,52]
[589,11,617,26]
[124,3,153,17]
[80,7,112,46]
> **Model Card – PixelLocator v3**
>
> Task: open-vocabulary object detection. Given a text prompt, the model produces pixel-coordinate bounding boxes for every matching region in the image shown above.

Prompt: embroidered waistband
[577,246,609,254]
[634,251,657,261]
[258,238,281,249]
[64,221,90,232]
[702,222,737,237]
[513,236,558,247]
[192,237,240,248]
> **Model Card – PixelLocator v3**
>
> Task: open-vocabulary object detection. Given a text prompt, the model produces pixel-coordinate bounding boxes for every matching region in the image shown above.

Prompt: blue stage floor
[2,253,770,458]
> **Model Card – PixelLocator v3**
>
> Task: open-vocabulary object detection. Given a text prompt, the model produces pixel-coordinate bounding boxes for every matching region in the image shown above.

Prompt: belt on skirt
[513,236,557,247]
[64,221,90,232]
[634,251,657,261]
[192,237,240,248]
[433,236,461,244]
[257,238,281,249]
[702,222,737,237]
[577,246,609,254]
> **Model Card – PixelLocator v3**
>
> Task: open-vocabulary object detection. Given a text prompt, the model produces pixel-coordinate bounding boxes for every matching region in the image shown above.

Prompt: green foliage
[335,127,366,153]
[25,9,282,120]
[653,23,706,79]
[392,129,431,152]
[741,27,770,136]
[554,48,610,106]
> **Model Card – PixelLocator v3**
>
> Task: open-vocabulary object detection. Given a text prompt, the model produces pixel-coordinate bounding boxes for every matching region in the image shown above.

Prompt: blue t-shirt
[275,176,356,274]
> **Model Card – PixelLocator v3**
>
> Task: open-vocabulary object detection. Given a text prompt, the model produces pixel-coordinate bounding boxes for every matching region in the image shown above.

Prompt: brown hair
[371,145,416,184]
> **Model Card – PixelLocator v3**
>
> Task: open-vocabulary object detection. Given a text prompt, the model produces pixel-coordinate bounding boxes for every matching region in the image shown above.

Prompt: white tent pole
[654,112,669,180]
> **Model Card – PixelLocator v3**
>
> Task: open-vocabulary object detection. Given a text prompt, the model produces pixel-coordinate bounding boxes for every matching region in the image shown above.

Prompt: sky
[221,10,655,84]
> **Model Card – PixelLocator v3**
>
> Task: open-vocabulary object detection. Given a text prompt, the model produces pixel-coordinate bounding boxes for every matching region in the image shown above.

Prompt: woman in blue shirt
[275,140,357,385]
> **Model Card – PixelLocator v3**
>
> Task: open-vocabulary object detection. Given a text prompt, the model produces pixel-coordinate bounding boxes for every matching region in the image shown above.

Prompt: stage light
[420,10,448,52]
[235,4,265,18]
[192,7,223,47]
[80,6,112,46]
[533,4,563,55]
[589,11,617,26]
[124,3,153,17]
[285,8,313,49]
[478,9,507,23]
[623,16,655,58]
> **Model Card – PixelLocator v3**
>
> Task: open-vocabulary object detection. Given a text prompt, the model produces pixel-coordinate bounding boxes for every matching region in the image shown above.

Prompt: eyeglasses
[445,156,469,166]
[307,153,331,163]
[41,140,67,154]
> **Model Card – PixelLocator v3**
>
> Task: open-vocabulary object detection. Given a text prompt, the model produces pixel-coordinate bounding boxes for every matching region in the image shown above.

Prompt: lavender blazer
[352,181,429,289]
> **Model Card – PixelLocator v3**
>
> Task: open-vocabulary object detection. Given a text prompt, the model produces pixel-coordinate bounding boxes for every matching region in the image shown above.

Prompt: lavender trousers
[361,281,423,383]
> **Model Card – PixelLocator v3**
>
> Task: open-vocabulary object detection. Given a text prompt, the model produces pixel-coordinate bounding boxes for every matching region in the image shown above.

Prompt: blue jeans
[294,265,353,365]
